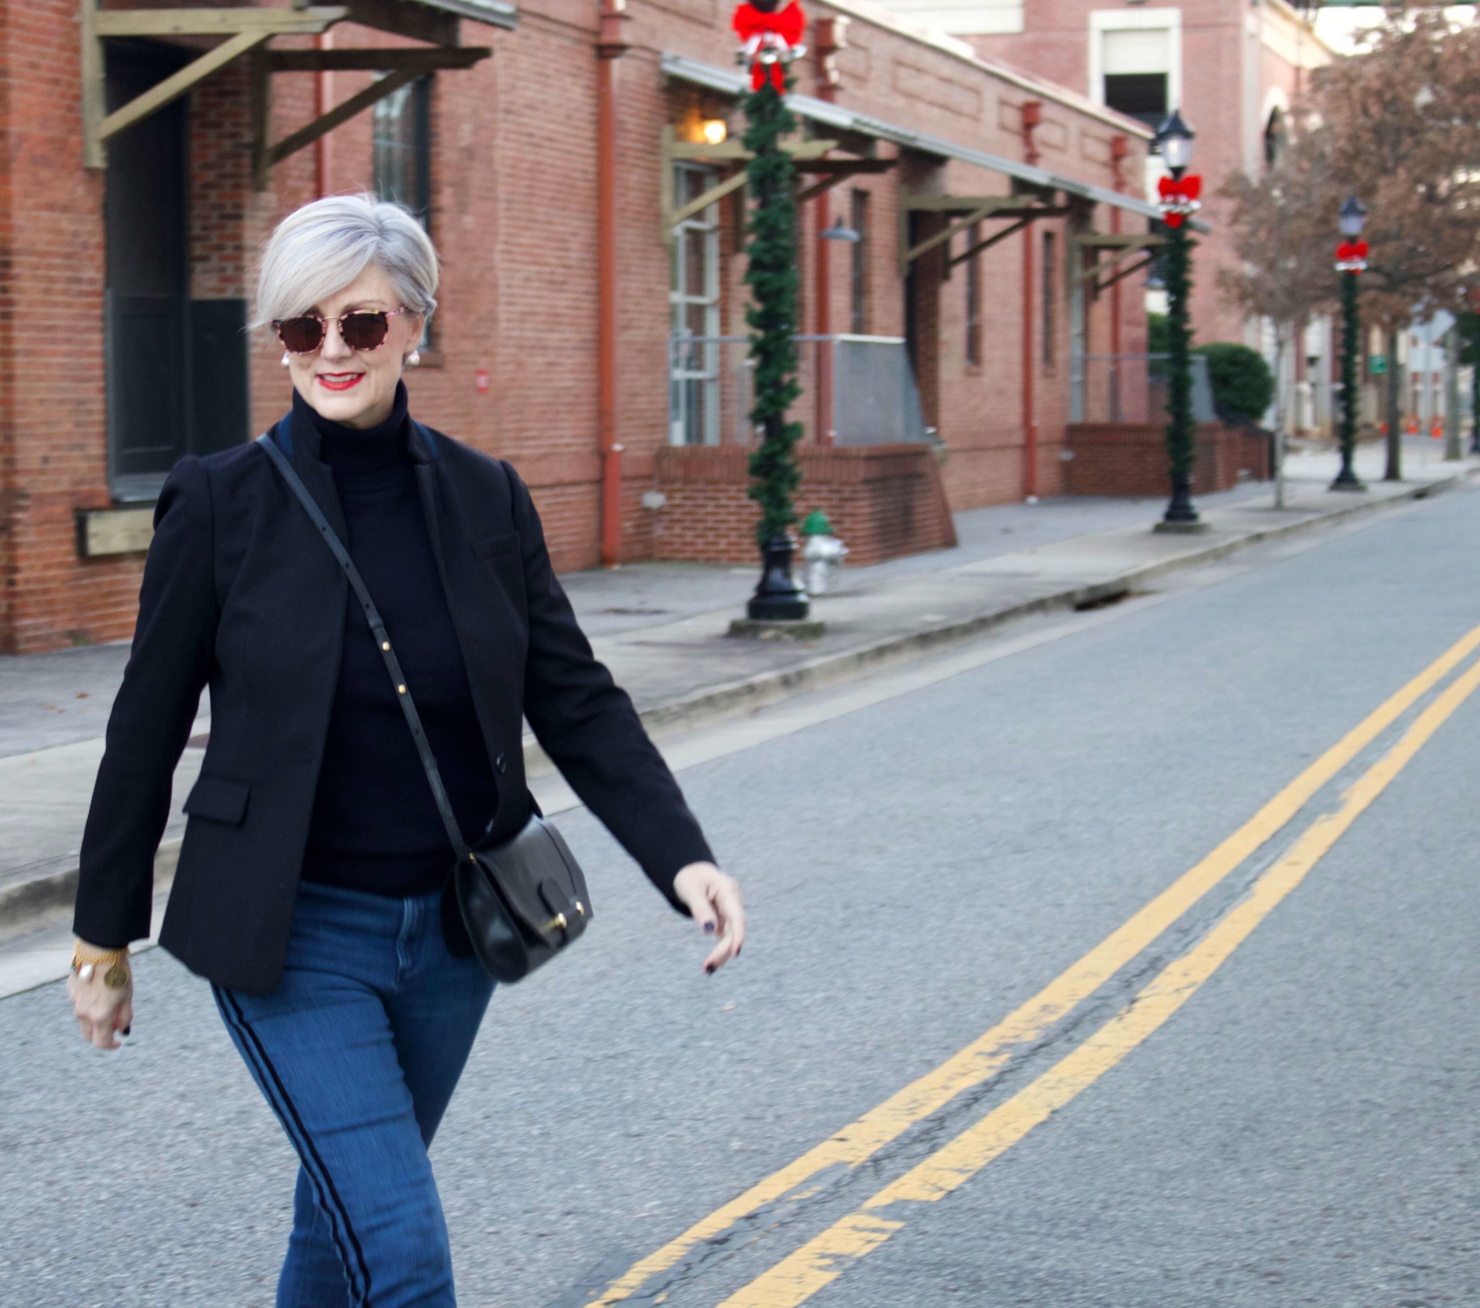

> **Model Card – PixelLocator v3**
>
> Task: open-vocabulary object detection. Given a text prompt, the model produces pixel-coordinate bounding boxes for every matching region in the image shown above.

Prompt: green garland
[1338,269,1359,458]
[1163,223,1196,479]
[742,79,803,546]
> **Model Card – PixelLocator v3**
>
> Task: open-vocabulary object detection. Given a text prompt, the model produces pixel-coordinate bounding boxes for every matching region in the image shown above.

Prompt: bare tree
[1222,9,1480,479]
[1220,140,1342,504]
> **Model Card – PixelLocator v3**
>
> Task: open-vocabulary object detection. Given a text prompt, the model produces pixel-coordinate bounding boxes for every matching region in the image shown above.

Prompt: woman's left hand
[672,862,745,975]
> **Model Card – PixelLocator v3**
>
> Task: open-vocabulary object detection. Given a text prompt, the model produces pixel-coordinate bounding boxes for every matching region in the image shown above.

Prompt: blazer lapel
[415,459,520,782]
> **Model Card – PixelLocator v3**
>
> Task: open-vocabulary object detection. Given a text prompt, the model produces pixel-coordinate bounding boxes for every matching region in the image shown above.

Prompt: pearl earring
[281,352,291,367]
[405,351,421,368]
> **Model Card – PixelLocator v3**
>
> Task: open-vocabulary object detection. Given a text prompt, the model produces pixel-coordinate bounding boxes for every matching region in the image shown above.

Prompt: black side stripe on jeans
[213,984,374,1306]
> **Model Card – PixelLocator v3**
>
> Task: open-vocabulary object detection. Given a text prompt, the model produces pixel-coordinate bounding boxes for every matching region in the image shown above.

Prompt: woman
[68,193,744,1307]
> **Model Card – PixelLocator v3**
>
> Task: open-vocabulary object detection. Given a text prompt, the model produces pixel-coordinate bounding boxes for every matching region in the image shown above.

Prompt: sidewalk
[1,437,1471,939]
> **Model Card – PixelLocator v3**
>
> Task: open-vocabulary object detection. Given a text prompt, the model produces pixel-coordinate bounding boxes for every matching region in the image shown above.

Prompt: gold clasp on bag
[542,902,585,935]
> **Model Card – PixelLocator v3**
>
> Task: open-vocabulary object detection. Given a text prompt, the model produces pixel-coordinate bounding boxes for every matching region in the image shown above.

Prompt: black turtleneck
[296,384,500,898]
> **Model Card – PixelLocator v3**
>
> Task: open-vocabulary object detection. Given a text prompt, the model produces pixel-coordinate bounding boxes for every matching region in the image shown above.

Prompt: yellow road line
[584,621,1480,1307]
[719,653,1480,1307]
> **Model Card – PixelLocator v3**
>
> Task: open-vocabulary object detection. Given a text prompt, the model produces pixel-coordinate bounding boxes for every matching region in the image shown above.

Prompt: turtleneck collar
[291,381,411,476]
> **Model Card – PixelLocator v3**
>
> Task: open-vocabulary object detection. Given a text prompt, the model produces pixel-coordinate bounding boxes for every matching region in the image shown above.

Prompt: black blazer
[74,415,713,995]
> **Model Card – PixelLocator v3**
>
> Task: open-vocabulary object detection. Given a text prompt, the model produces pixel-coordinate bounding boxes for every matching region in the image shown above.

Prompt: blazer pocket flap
[183,774,250,826]
[473,532,519,562]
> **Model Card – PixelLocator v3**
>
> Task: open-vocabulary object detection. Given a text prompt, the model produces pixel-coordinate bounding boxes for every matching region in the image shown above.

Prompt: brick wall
[1065,421,1269,498]
[652,443,957,566]
[0,0,1150,650]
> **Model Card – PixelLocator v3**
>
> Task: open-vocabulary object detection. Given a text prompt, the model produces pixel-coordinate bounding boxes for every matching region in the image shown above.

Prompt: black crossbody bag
[256,432,592,984]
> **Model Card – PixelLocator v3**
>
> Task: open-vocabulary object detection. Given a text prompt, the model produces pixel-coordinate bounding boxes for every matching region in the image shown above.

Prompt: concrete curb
[6,468,1468,938]
[598,468,1476,746]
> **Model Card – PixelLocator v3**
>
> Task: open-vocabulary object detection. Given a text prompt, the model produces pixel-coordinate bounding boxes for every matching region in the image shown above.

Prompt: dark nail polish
[121,1026,131,1037]
[705,964,715,975]
[703,922,716,935]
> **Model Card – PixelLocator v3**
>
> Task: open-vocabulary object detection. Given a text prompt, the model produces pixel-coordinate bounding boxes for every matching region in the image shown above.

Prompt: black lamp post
[1331,195,1368,491]
[1152,110,1204,533]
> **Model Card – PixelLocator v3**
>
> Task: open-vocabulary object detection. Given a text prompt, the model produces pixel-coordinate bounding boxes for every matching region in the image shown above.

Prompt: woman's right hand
[67,941,134,1050]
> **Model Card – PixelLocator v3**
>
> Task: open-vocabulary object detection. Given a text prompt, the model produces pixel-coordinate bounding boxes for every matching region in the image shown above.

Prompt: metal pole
[1157,220,1202,531]
[1330,270,1366,490]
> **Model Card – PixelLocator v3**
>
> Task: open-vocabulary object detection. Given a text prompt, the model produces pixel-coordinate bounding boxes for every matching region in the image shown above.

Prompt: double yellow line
[587,621,1480,1308]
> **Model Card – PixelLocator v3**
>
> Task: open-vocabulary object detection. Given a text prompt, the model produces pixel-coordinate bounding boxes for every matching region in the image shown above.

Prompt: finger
[89,1019,118,1051]
[688,882,720,937]
[116,995,135,1035]
[718,883,746,952]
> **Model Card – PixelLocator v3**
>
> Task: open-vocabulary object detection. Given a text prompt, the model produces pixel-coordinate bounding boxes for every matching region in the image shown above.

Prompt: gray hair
[253,193,439,327]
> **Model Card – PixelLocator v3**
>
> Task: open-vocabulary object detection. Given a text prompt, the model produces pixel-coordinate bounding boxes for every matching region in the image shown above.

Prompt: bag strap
[255,431,473,863]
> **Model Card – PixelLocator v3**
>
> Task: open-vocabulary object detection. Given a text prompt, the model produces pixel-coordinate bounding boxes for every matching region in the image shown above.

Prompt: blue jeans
[214,881,495,1308]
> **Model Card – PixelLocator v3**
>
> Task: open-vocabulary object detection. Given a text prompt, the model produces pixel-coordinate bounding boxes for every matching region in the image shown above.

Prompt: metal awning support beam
[82,4,347,167]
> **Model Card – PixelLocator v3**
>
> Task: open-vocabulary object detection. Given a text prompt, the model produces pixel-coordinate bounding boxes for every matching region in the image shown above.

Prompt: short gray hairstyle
[253,193,439,327]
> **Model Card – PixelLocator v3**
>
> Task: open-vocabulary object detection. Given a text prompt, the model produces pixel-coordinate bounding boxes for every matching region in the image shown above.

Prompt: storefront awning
[82,1,513,171]
[660,52,1210,233]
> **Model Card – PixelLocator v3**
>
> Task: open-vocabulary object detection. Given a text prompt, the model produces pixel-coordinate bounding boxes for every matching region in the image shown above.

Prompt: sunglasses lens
[341,312,391,351]
[277,317,324,353]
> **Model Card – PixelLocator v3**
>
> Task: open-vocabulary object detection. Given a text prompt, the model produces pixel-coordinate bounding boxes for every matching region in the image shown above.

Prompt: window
[1098,25,1171,128]
[1041,230,1056,368]
[965,222,982,367]
[373,76,431,224]
[1264,107,1287,167]
[670,163,722,446]
[849,189,871,335]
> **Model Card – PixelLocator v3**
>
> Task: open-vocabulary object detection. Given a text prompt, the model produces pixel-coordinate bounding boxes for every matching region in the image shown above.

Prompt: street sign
[1370,355,1387,375]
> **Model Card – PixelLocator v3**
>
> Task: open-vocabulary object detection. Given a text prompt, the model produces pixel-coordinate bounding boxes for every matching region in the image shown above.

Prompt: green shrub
[1193,342,1274,424]
[1147,311,1171,356]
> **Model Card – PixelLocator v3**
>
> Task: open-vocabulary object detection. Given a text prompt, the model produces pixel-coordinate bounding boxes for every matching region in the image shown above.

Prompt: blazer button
[495,751,508,774]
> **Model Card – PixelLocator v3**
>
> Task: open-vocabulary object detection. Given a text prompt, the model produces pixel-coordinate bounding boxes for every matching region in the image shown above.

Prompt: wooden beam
[250,45,272,191]
[902,194,1020,214]
[92,7,347,37]
[948,216,1032,267]
[1073,232,1166,249]
[1094,254,1155,294]
[80,0,106,168]
[668,138,840,163]
[794,159,894,206]
[266,65,423,168]
[1070,235,1162,286]
[267,47,491,73]
[98,29,269,142]
[904,204,999,265]
[669,170,748,229]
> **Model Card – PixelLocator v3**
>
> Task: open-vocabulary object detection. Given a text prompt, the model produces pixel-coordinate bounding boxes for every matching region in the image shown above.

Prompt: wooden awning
[81,1,511,173]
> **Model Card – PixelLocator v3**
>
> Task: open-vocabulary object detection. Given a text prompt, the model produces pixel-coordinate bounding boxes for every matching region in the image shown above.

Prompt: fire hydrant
[801,509,848,595]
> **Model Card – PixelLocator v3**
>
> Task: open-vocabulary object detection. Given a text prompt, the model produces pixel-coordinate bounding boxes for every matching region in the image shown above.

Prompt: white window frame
[669,163,723,447]
[1089,8,1182,120]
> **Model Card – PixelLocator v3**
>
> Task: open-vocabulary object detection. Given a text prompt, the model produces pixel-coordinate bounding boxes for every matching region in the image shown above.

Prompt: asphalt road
[3,484,1478,1307]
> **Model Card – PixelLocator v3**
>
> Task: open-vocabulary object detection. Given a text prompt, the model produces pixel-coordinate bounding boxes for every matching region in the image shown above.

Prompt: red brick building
[0,0,1159,652]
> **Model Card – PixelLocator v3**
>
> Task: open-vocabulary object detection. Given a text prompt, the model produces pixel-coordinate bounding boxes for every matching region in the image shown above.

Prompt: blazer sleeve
[510,466,715,912]
[73,457,217,949]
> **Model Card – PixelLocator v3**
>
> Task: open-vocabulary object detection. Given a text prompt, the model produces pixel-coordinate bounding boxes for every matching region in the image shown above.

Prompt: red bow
[1336,240,1369,263]
[1157,174,1202,203]
[1157,173,1202,228]
[733,1,806,91]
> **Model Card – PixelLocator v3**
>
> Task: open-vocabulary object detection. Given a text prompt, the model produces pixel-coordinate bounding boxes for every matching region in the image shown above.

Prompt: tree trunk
[1384,323,1403,481]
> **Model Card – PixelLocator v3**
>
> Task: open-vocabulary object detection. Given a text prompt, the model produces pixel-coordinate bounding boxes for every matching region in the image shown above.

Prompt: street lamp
[1332,195,1369,491]
[1152,110,1205,533]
